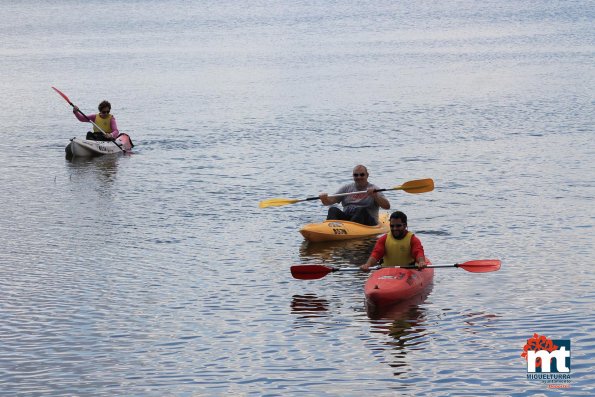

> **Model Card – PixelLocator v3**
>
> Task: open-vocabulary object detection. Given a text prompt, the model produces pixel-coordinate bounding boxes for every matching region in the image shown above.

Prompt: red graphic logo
[521,333,558,368]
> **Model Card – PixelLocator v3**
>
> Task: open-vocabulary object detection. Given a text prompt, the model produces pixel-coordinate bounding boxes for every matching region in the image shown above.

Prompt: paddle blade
[52,86,72,104]
[457,259,501,273]
[395,178,434,194]
[259,198,301,208]
[290,265,334,280]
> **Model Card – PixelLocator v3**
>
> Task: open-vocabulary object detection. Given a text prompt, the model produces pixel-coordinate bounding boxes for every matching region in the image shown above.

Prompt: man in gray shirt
[319,165,391,226]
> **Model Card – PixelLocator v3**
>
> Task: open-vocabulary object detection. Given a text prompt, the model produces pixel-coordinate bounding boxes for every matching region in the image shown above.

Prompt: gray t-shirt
[335,182,386,221]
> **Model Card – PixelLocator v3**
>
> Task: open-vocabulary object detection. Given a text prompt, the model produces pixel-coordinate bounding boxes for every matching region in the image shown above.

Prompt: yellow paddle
[259,178,434,208]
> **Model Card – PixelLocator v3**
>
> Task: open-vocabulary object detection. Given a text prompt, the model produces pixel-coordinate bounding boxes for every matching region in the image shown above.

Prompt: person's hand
[319,193,328,201]
[361,258,376,271]
[73,106,79,113]
[416,258,427,269]
[367,187,376,196]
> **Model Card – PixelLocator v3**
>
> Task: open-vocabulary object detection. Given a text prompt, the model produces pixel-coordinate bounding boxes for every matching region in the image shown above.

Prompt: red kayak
[364,263,434,309]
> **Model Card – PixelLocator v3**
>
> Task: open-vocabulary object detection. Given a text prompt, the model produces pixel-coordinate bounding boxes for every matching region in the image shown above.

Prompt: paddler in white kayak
[318,164,391,226]
[72,100,120,141]
[361,211,428,270]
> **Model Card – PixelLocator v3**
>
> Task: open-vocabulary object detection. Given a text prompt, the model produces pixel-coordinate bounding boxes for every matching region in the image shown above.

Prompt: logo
[521,333,571,389]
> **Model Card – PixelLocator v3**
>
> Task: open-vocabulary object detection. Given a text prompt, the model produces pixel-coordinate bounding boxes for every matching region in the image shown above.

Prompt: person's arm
[368,187,390,210]
[410,234,427,268]
[109,116,119,138]
[319,193,340,206]
[319,185,347,206]
[361,234,387,270]
[73,106,94,123]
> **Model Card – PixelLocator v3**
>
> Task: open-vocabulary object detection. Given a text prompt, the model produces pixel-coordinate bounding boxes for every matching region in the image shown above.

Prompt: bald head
[352,165,369,187]
[353,165,368,175]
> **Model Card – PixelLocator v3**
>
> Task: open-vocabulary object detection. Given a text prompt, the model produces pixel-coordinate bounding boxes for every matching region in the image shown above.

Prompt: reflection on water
[290,294,329,316]
[367,284,433,321]
[416,229,451,237]
[298,238,377,266]
[462,312,500,328]
[367,287,433,376]
[66,155,121,182]
[64,154,128,205]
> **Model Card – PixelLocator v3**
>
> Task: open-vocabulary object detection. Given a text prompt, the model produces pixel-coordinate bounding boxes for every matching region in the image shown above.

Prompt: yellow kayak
[299,213,389,242]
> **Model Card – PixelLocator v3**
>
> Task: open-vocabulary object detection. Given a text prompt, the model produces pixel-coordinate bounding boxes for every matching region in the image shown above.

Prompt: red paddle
[290,259,501,280]
[52,86,75,106]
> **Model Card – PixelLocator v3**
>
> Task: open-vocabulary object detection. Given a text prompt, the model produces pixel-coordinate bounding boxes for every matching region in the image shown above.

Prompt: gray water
[1,1,594,396]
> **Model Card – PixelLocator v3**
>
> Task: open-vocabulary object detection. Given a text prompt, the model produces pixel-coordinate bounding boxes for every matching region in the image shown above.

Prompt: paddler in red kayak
[361,211,427,270]
[73,100,120,141]
[318,165,391,226]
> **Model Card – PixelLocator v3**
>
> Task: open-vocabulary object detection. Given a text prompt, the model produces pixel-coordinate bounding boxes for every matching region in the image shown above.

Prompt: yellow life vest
[93,114,113,133]
[383,231,415,267]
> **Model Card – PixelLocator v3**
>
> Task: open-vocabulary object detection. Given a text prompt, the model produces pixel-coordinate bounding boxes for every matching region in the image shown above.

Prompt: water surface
[0,1,593,395]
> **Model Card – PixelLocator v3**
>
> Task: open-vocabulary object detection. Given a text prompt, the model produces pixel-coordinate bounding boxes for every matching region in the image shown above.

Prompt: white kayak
[65,133,134,157]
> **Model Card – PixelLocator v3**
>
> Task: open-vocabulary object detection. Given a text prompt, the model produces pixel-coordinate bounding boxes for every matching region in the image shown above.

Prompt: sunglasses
[353,173,366,177]
[390,223,406,228]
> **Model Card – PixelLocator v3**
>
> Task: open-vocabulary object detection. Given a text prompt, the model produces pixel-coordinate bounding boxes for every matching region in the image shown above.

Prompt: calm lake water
[1,1,593,396]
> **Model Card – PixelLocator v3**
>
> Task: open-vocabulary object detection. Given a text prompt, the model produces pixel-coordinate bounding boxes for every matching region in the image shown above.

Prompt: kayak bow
[364,263,435,309]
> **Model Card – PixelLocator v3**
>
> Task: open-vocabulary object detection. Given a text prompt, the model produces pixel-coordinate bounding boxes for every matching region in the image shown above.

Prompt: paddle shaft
[429,264,465,268]
[330,266,380,272]
[77,111,105,133]
[302,187,396,202]
[388,260,501,273]
[393,263,493,269]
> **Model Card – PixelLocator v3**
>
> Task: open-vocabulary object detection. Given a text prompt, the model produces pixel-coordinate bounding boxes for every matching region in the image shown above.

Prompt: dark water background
[1,1,593,395]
